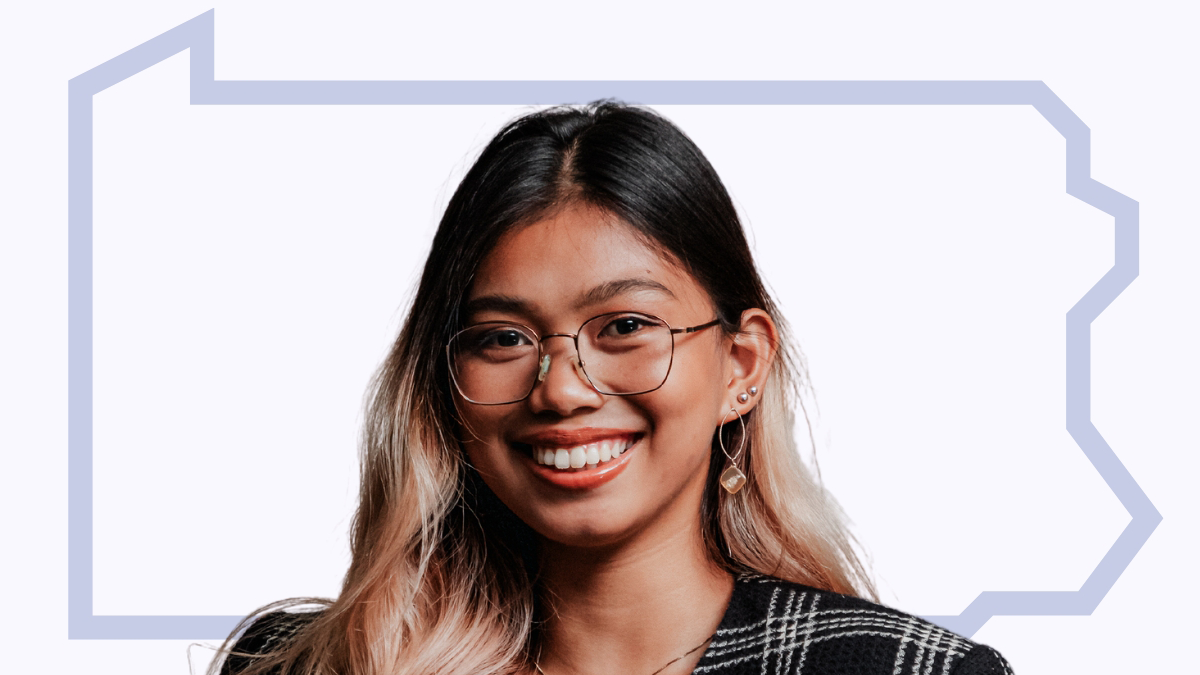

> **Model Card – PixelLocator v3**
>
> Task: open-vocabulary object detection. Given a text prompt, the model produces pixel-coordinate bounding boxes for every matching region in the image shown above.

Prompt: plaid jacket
[222,575,1012,675]
[692,575,1012,674]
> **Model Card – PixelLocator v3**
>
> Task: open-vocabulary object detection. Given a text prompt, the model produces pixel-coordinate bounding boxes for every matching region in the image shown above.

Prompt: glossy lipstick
[513,428,642,490]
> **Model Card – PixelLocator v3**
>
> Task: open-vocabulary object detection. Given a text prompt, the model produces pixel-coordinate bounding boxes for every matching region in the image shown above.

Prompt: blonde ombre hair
[212,102,874,675]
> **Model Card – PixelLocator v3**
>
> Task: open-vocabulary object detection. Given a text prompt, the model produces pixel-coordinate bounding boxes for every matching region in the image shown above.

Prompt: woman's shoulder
[219,609,323,675]
[693,574,1012,675]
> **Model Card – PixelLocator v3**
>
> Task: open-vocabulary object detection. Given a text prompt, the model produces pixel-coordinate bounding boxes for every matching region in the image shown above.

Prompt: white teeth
[532,438,636,471]
[569,447,587,469]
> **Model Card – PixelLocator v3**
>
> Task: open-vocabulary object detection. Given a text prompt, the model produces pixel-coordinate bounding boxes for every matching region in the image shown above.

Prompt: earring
[717,408,747,494]
[736,386,758,403]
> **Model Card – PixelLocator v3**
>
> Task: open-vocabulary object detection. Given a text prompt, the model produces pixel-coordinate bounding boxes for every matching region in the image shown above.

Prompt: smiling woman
[454,205,754,552]
[211,102,1012,675]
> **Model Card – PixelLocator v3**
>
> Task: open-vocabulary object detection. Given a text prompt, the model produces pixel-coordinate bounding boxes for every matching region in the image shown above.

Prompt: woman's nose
[527,341,604,415]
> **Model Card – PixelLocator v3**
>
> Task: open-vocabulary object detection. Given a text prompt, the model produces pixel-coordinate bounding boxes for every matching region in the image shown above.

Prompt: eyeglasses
[447,311,721,405]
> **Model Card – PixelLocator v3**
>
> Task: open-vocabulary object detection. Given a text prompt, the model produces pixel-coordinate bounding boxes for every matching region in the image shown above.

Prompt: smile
[512,430,643,490]
[531,437,636,471]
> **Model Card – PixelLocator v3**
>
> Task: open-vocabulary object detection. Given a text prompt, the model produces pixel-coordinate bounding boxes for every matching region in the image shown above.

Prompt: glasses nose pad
[536,354,552,382]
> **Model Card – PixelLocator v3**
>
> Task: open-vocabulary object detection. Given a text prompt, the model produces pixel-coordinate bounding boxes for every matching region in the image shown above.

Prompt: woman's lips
[513,430,642,490]
[514,428,641,447]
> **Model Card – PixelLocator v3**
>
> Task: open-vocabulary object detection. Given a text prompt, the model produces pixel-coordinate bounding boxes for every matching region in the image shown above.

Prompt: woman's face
[456,203,734,550]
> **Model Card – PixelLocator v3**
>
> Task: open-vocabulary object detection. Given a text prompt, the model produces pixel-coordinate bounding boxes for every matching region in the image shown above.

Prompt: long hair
[212,101,874,675]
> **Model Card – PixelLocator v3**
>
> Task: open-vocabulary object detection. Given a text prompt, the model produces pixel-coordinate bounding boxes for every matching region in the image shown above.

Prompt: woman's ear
[725,308,778,416]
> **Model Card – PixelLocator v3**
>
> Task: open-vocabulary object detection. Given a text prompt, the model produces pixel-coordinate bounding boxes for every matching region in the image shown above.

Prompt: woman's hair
[212,101,874,675]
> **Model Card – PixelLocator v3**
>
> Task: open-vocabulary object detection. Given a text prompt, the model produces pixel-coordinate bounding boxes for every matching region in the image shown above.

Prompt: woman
[213,102,1011,675]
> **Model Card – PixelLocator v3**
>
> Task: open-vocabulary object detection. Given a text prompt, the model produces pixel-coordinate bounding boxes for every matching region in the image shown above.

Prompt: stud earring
[717,408,747,494]
[737,392,749,403]
[749,386,758,396]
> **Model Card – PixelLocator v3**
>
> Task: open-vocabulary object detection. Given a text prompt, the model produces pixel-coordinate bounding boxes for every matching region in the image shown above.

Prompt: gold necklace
[532,631,716,675]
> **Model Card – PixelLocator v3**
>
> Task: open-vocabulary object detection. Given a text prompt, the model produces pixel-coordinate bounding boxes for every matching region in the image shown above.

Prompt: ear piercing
[717,407,747,494]
[721,387,761,492]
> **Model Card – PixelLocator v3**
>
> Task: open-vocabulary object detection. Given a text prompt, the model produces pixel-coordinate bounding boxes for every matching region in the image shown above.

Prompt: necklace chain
[532,631,716,675]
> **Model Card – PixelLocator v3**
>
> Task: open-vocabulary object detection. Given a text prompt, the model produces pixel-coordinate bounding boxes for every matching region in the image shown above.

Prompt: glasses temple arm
[671,318,722,334]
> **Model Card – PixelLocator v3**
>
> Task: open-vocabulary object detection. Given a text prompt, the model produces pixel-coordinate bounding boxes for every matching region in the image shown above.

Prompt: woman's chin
[526,511,639,551]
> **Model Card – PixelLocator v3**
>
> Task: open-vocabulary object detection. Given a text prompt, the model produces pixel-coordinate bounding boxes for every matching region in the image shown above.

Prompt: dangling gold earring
[718,408,747,494]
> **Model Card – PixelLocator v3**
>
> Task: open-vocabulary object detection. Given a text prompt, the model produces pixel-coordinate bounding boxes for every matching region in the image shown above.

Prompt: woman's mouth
[529,437,636,471]
[512,431,642,490]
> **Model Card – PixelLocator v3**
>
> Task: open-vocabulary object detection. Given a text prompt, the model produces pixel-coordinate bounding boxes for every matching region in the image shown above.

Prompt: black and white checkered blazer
[692,575,1012,674]
[221,575,1012,674]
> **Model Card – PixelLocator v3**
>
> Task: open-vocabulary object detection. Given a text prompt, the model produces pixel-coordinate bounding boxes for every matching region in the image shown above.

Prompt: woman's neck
[535,519,734,675]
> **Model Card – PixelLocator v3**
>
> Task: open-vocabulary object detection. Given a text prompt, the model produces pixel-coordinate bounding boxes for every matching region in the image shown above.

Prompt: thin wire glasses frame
[446,311,722,405]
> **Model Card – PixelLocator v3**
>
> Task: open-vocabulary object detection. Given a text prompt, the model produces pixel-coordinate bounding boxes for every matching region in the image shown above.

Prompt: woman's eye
[477,328,532,349]
[600,316,655,337]
[613,319,642,335]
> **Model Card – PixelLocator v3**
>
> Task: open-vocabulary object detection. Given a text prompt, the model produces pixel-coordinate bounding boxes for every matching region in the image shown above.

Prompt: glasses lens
[578,313,673,395]
[449,323,540,404]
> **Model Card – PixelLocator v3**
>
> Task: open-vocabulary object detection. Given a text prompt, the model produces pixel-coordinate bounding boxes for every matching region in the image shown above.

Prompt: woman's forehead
[468,204,709,317]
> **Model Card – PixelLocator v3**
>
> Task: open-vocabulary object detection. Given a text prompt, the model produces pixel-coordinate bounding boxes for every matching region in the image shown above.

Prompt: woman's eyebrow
[464,279,675,318]
[574,278,676,309]
[463,294,529,318]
